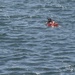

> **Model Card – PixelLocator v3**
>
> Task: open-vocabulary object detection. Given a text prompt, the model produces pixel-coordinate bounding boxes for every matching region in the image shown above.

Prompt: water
[0,0,75,75]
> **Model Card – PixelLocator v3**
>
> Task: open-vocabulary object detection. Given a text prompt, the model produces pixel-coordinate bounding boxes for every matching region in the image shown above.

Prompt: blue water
[0,0,75,75]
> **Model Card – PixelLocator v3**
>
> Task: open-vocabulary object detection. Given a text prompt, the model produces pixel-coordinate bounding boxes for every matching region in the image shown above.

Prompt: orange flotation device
[47,21,58,27]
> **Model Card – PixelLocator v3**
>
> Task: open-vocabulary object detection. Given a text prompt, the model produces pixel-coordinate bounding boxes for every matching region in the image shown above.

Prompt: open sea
[0,0,75,75]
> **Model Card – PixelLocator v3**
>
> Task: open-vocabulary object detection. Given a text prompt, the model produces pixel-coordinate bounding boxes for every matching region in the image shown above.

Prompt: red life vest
[47,21,58,27]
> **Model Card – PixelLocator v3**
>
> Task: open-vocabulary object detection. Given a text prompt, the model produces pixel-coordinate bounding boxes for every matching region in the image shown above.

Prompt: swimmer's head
[47,18,52,23]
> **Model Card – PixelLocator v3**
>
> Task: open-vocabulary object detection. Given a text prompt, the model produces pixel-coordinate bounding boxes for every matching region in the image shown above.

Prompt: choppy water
[0,0,75,75]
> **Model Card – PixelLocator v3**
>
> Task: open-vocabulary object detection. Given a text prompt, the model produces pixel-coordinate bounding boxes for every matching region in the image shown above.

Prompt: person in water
[47,18,58,27]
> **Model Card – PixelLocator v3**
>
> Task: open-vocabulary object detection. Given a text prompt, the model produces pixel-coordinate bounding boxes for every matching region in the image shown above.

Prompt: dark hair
[47,18,52,23]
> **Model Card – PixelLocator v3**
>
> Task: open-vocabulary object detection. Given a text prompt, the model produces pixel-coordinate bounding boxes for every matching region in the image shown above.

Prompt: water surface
[0,0,75,75]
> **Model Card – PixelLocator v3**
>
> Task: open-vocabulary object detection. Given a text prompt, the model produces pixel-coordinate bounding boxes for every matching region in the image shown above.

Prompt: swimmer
[46,18,58,27]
